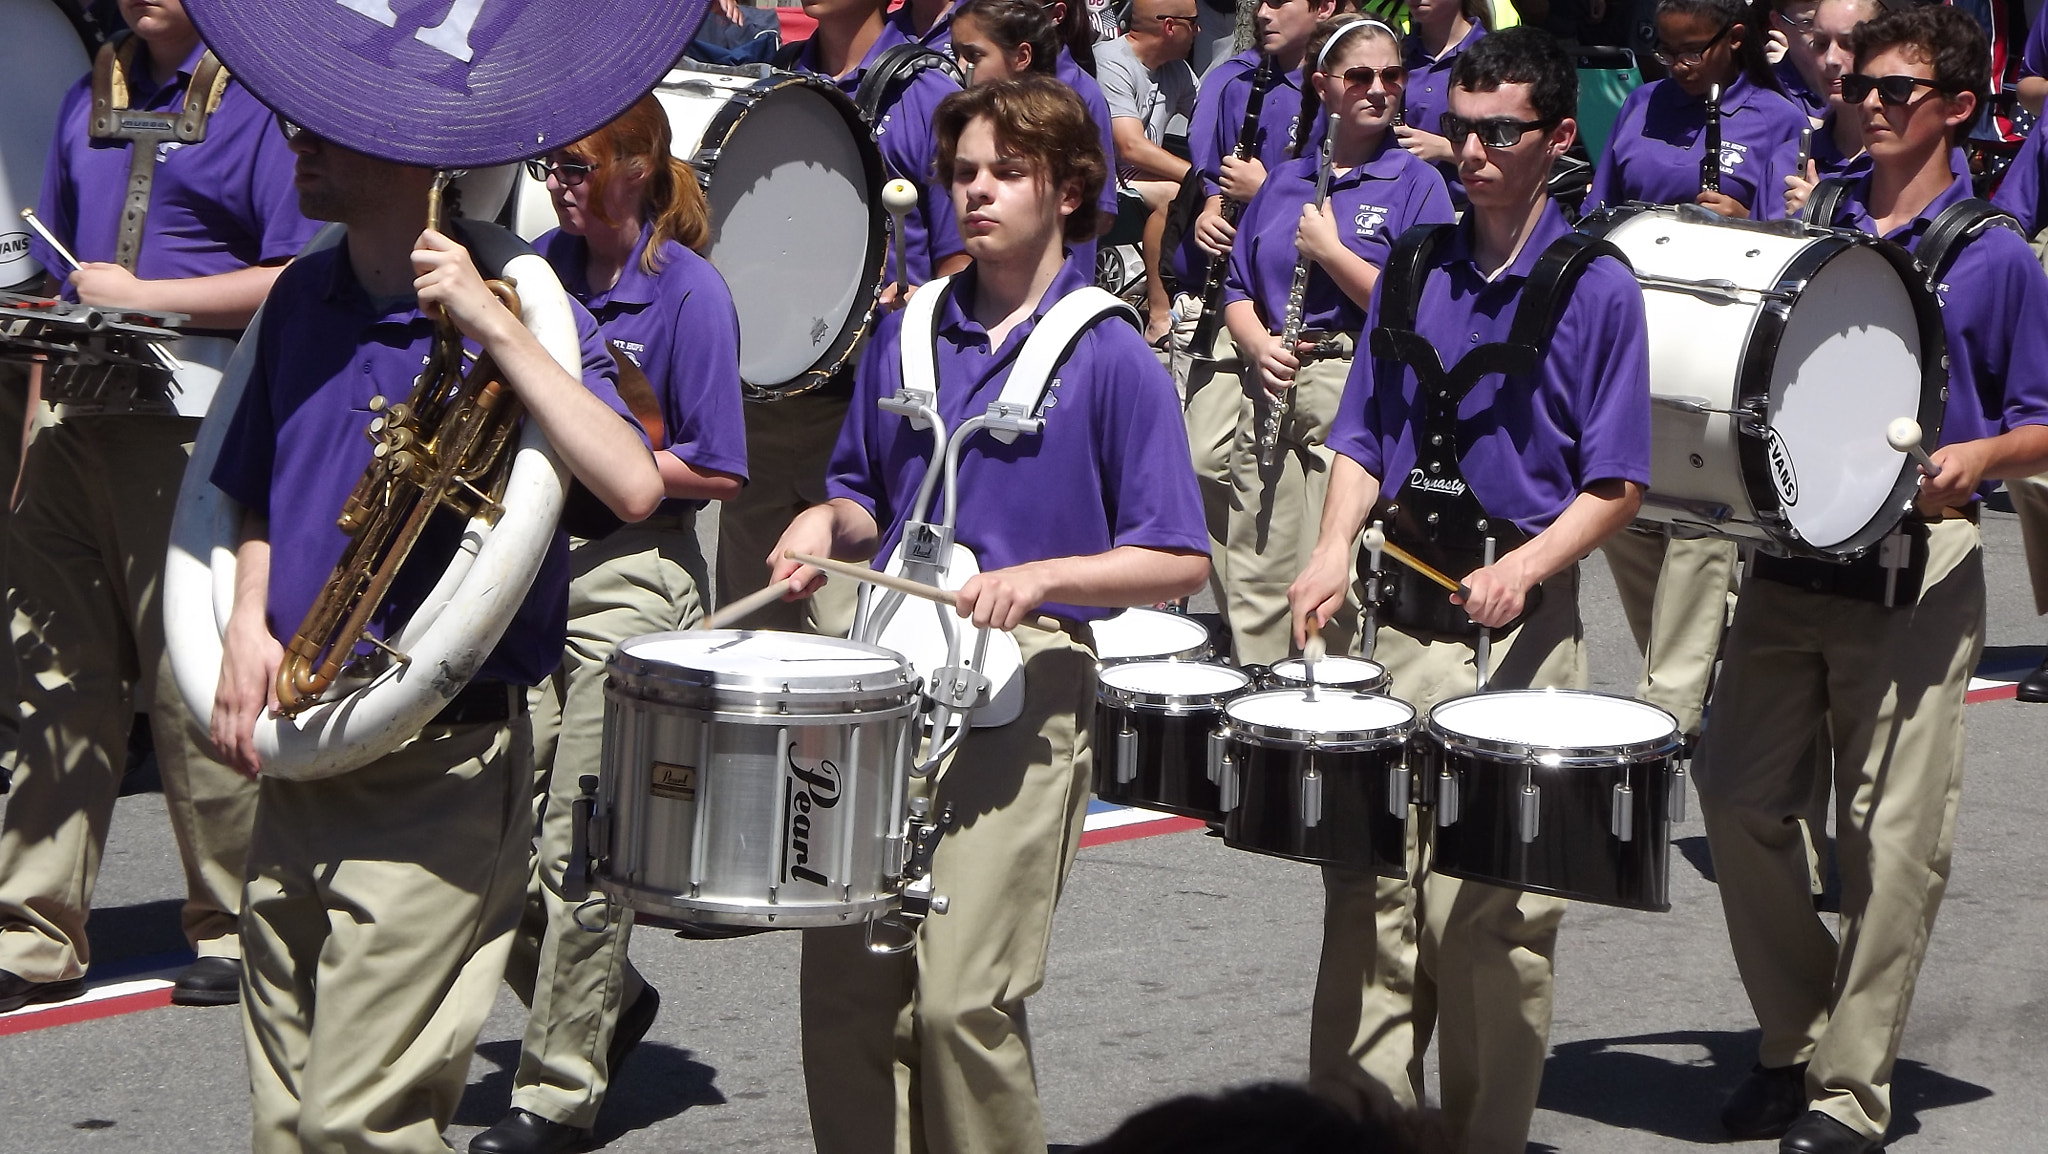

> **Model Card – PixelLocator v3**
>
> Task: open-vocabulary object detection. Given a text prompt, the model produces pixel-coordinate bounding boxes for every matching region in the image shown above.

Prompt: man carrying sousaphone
[178,1,686,1147]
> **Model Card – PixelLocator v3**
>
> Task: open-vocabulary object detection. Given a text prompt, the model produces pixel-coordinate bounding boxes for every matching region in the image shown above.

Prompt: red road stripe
[1967,683,2019,704]
[1080,816,1207,848]
[0,985,173,1037]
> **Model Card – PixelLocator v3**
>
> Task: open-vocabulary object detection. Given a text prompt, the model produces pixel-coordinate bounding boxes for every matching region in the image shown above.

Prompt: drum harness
[852,277,1138,948]
[1365,222,1626,673]
[1764,179,2027,607]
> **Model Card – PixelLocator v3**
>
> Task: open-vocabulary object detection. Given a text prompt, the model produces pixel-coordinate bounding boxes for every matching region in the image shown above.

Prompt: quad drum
[1219,690,1415,878]
[1093,660,1249,821]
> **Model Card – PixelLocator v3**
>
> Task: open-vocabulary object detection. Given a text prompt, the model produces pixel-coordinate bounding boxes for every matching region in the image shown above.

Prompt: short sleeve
[1089,326,1209,554]
[211,299,286,513]
[657,261,750,482]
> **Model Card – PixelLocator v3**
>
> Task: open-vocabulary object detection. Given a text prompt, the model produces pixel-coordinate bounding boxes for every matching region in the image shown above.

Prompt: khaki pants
[1224,349,1357,666]
[1180,331,1246,612]
[715,391,857,637]
[0,416,254,980]
[1600,527,1737,736]
[799,624,1095,1154]
[2005,472,2048,614]
[499,515,707,1127]
[1698,518,1982,1142]
[1312,567,1585,1154]
[243,713,531,1154]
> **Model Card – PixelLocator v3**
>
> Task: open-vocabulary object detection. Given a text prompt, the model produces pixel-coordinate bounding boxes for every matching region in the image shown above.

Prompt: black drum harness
[1364,223,1627,641]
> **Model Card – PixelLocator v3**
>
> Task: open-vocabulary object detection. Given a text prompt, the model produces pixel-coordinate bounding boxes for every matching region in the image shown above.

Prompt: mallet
[882,179,919,301]
[1361,525,1470,599]
[1886,417,1942,478]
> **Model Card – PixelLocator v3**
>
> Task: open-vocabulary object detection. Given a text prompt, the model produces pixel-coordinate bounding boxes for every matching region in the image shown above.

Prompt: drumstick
[1301,633,1326,700]
[19,209,81,272]
[697,577,801,631]
[882,179,918,300]
[1886,417,1943,478]
[786,551,1063,633]
[1361,526,1469,597]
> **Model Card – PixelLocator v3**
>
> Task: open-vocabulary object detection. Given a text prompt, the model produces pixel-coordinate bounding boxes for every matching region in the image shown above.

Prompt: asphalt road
[4,510,2046,1152]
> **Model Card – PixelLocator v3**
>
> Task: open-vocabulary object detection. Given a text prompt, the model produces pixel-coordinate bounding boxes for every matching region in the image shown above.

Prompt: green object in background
[1574,46,1644,166]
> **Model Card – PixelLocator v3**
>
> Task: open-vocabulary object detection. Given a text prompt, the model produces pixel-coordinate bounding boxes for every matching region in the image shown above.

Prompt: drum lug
[1668,758,1689,824]
[1611,780,1635,842]
[1206,726,1229,785]
[1218,746,1240,812]
[1302,764,1324,828]
[1436,770,1459,826]
[564,774,600,904]
[1117,720,1139,784]
[1388,762,1410,816]
[869,799,957,955]
[1519,763,1541,844]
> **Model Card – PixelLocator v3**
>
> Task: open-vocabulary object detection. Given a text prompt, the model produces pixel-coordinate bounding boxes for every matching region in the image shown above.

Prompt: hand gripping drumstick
[20,208,184,376]
[787,551,1064,633]
[1887,417,1944,478]
[1361,525,1471,600]
[696,578,802,630]
[882,179,919,301]
[1301,633,1326,700]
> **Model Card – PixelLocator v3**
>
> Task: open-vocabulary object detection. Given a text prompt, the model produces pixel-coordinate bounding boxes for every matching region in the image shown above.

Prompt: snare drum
[516,63,885,400]
[1090,607,1212,665]
[1586,204,1945,558]
[595,630,919,929]
[1263,655,1389,695]
[1220,691,1415,877]
[1094,661,1250,821]
[1427,690,1682,912]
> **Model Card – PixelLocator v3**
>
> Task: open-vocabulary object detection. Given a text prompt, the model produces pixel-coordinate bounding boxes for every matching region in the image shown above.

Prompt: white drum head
[1767,244,1924,550]
[1227,690,1414,732]
[1092,608,1210,661]
[1431,690,1676,748]
[622,630,903,679]
[1100,660,1248,695]
[0,0,90,288]
[1270,656,1386,686]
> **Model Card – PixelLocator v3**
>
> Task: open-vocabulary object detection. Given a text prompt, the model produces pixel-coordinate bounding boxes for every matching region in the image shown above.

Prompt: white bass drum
[0,0,91,289]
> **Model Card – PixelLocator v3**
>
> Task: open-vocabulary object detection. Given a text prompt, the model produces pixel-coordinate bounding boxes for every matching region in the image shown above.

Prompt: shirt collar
[935,254,1094,348]
[1443,199,1572,285]
[799,22,911,86]
[1846,163,1973,244]
[317,240,429,326]
[557,223,661,308]
[1407,21,1483,69]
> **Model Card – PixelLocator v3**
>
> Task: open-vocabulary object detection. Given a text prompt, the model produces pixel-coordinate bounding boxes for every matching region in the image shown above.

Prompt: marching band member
[770,76,1208,1154]
[209,121,662,1152]
[1585,0,1805,751]
[1700,8,2048,1152]
[1765,0,1883,218]
[1767,0,1831,123]
[1289,28,1650,1152]
[470,96,749,1154]
[1220,14,1454,665]
[715,0,968,642]
[1988,75,2048,705]
[1397,0,1490,204]
[1184,0,1336,629]
[0,0,312,1016]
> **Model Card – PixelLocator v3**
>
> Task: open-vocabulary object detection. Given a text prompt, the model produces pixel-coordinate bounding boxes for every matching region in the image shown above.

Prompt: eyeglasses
[1438,111,1558,148]
[1341,65,1408,89]
[1651,21,1735,67]
[1840,72,1960,107]
[1148,12,1200,28]
[275,113,308,143]
[525,157,598,187]
[1772,9,1818,34]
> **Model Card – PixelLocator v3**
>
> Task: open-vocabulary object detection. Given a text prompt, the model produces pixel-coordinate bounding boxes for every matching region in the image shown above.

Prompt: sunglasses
[1148,12,1200,27]
[1438,111,1558,148]
[1340,65,1408,89]
[1651,20,1735,68]
[1840,72,1959,107]
[525,157,599,187]
[275,112,309,143]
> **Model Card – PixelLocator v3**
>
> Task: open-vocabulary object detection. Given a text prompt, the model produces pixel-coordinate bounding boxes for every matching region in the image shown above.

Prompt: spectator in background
[687,0,782,65]
[1097,0,1202,340]
[1764,0,1831,120]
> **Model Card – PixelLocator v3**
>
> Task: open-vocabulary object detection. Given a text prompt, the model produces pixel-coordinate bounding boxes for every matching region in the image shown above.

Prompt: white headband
[1315,18,1400,74]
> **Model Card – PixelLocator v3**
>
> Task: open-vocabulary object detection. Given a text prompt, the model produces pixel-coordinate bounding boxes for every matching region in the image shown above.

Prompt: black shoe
[0,969,86,1015]
[2017,654,2048,702]
[1722,1062,1809,1139]
[606,984,660,1078]
[467,1109,590,1154]
[170,956,243,1007]
[1780,1110,1883,1153]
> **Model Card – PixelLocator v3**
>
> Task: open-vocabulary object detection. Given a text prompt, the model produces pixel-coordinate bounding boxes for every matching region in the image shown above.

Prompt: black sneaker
[170,956,243,1007]
[0,969,87,1015]
[2017,653,2048,703]
[1722,1062,1810,1140]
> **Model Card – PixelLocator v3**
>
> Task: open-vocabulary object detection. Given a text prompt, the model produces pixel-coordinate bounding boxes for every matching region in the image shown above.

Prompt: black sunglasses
[1840,73,1960,107]
[525,157,598,187]
[1341,65,1408,88]
[1651,20,1735,67]
[275,112,308,143]
[1148,12,1200,27]
[1439,111,1558,148]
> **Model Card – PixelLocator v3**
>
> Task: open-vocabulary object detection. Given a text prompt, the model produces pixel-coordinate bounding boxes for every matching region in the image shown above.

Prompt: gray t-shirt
[1094,35,1197,180]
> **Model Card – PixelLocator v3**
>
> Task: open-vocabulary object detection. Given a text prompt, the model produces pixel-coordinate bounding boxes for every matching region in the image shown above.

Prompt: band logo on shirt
[1354,205,1391,238]
[785,744,844,888]
[1407,469,1468,498]
[1717,141,1749,173]
[612,339,646,367]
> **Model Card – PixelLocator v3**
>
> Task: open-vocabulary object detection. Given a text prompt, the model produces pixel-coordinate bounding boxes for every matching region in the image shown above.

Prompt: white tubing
[164,230,575,780]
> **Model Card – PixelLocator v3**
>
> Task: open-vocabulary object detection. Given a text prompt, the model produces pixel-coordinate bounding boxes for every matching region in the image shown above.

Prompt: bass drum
[1585,204,1946,559]
[0,0,91,290]
[514,62,885,400]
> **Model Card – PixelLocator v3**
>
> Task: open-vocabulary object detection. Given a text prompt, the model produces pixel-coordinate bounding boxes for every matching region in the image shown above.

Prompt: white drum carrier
[1585,204,1946,559]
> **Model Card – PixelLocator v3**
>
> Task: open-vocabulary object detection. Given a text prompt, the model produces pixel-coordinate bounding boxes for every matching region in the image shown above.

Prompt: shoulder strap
[1505,233,1631,354]
[1916,198,2025,292]
[1371,223,1455,346]
[1801,176,1855,228]
[986,287,1142,444]
[896,274,954,409]
[771,39,808,70]
[854,43,962,127]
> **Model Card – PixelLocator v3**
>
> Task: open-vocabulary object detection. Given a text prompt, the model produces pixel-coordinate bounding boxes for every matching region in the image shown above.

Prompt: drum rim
[597,877,899,928]
[1223,689,1416,750]
[1097,659,1248,710]
[1425,688,1683,765]
[1090,607,1212,664]
[1264,655,1390,692]
[610,628,919,708]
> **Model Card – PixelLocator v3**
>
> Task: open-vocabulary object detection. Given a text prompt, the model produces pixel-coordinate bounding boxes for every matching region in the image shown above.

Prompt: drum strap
[90,36,233,272]
[852,43,963,131]
[1803,177,2024,292]
[1800,176,1854,229]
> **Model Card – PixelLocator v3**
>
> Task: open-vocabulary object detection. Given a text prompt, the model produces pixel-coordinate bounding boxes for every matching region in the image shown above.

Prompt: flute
[1702,83,1723,195]
[1189,56,1279,364]
[1258,112,1340,468]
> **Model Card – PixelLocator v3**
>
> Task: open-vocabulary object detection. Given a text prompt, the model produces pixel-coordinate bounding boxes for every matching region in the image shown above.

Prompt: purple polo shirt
[826,257,1209,621]
[1328,201,1652,533]
[795,31,966,285]
[1587,74,1808,216]
[2025,12,2048,79]
[1190,51,1327,198]
[1752,110,1870,220]
[889,3,955,54]
[1818,170,2048,477]
[1403,21,1487,202]
[1774,60,1826,121]
[537,224,750,515]
[1992,122,2048,235]
[33,43,317,316]
[211,240,638,687]
[1223,138,1454,333]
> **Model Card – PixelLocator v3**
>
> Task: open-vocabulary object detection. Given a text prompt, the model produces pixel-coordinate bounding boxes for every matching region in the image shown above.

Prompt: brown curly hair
[933,76,1107,243]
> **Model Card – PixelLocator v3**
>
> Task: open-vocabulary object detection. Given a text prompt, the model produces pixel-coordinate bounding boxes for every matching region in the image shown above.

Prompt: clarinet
[1702,83,1723,195]
[1189,56,1279,363]
[1258,112,1339,468]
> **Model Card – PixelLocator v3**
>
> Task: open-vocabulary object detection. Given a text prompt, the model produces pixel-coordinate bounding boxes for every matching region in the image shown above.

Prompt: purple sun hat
[184,0,708,168]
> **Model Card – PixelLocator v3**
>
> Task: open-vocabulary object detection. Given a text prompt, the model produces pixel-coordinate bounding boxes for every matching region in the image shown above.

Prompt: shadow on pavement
[456,1039,725,1140]
[85,898,188,972]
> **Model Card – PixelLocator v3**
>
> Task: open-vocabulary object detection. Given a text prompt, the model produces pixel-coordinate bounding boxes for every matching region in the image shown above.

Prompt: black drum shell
[1429,747,1675,912]
[1221,740,1408,878]
[1092,701,1227,822]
